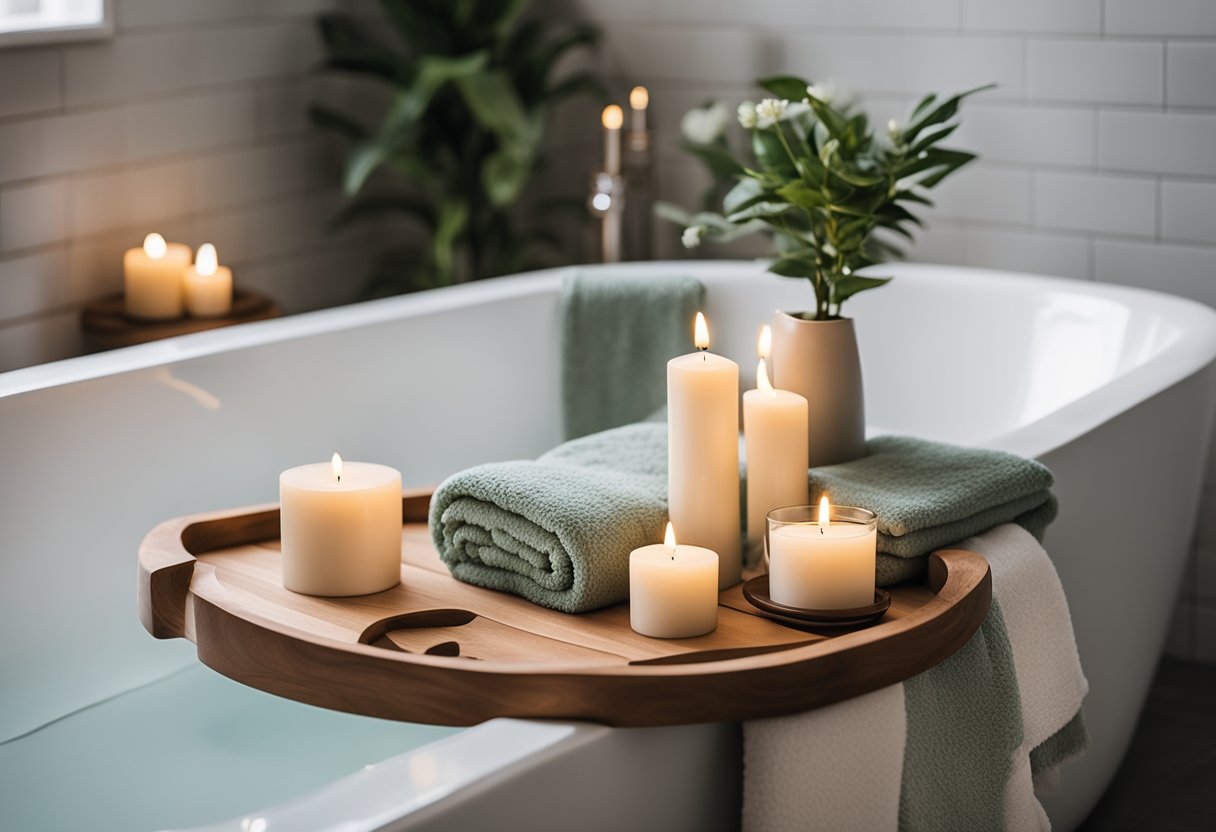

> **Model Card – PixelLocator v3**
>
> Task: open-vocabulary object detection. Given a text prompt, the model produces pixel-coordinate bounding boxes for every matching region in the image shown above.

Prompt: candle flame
[757,324,772,359]
[601,104,623,130]
[331,452,342,482]
[629,86,649,110]
[143,232,167,259]
[694,312,710,350]
[664,522,676,548]
[757,358,773,392]
[195,243,218,277]
[818,495,830,529]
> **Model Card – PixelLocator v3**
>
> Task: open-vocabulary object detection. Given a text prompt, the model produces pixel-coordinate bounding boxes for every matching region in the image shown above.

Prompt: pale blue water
[0,665,459,832]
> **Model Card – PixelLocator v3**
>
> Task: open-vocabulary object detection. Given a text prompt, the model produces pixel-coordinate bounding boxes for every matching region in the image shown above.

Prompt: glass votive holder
[766,504,877,610]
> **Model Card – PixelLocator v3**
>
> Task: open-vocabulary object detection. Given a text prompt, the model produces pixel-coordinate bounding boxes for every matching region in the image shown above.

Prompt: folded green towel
[809,435,1057,585]
[561,271,705,440]
[430,423,669,614]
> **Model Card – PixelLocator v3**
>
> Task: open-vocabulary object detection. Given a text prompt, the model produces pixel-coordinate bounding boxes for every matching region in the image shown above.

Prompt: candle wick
[819,526,824,535]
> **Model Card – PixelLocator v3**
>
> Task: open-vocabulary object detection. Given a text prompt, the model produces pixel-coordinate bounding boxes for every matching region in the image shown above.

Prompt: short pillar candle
[767,498,877,610]
[280,453,403,597]
[630,523,718,639]
[183,242,233,318]
[124,232,191,320]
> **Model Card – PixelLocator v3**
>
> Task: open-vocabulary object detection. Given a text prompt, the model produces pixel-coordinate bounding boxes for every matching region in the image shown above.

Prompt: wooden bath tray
[138,490,991,728]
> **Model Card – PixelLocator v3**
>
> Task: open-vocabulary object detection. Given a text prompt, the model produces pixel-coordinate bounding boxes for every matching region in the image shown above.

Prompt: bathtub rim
[4,260,1215,463]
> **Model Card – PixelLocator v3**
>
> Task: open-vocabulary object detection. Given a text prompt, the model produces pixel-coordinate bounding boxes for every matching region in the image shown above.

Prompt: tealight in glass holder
[766,503,877,610]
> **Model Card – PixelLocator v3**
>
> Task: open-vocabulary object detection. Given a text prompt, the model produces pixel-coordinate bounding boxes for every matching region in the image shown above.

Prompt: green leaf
[482,148,532,205]
[753,129,797,178]
[432,199,470,284]
[769,253,817,278]
[806,98,852,143]
[726,201,793,223]
[831,274,892,302]
[776,180,825,210]
[908,122,958,156]
[723,177,767,214]
[757,75,809,102]
[342,51,490,194]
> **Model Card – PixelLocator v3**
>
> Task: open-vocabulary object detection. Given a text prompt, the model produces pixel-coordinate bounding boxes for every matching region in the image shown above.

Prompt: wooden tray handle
[138,489,433,639]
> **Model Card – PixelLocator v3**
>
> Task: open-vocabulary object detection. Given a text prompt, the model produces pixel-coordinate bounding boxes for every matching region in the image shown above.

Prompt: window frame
[0,0,112,48]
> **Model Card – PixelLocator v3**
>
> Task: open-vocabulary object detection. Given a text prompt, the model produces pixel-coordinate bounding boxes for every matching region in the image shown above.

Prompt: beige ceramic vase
[770,311,866,466]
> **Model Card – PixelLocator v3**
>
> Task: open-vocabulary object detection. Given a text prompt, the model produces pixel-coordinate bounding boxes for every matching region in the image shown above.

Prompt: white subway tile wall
[558,0,1216,661]
[0,0,362,372]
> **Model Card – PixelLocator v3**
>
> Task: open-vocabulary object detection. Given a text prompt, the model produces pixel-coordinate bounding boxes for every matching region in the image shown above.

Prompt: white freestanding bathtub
[1,261,1214,831]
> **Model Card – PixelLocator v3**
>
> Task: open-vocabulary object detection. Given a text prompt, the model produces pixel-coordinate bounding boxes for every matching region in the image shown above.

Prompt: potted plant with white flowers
[663,75,989,465]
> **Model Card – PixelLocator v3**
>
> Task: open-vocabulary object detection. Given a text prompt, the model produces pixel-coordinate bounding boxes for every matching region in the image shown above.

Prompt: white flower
[682,225,706,249]
[681,102,729,145]
[806,82,835,104]
[755,98,789,129]
[737,101,757,129]
[784,100,811,120]
[887,118,904,146]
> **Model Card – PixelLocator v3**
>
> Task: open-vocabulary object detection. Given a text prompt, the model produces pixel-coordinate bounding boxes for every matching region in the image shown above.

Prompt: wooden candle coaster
[742,575,892,631]
[81,288,280,350]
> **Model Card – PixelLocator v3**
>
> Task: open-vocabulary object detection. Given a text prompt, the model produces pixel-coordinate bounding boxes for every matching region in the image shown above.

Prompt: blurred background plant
[312,0,606,295]
[659,77,989,319]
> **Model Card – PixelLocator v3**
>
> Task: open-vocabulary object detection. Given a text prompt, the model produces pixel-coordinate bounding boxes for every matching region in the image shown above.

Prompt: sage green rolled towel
[430,422,669,613]
[808,435,1058,585]
[561,271,705,440]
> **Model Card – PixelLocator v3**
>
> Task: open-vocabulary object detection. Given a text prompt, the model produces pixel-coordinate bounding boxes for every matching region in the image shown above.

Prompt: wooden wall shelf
[138,491,991,728]
[81,288,280,350]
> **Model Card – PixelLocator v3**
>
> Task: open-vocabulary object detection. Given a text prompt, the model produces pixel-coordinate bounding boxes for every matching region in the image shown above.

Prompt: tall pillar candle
[668,312,741,589]
[280,453,403,597]
[123,232,191,320]
[601,104,622,176]
[744,353,808,558]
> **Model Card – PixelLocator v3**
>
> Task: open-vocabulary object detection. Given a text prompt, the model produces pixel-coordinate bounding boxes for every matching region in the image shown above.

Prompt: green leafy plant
[666,76,990,320]
[311,0,606,293]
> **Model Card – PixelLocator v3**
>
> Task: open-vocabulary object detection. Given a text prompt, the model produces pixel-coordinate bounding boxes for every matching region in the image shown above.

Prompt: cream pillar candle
[183,243,233,318]
[602,104,622,176]
[280,453,403,597]
[768,497,877,610]
[668,312,741,589]
[744,349,809,557]
[630,522,718,638]
[123,233,191,320]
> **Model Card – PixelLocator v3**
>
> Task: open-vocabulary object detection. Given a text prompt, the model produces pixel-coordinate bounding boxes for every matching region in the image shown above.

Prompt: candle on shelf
[668,311,741,589]
[280,452,403,597]
[628,85,649,152]
[767,497,877,610]
[630,522,718,638]
[602,104,623,176]
[183,243,233,318]
[744,324,809,557]
[123,232,190,320]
